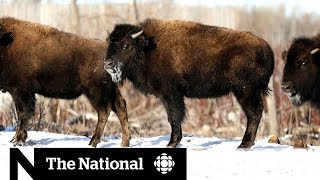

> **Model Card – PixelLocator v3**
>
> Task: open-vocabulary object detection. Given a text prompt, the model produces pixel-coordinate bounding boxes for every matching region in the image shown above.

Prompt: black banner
[10,148,187,180]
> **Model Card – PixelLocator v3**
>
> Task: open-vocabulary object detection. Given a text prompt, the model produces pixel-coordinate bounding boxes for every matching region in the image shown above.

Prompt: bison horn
[131,30,143,39]
[311,48,319,54]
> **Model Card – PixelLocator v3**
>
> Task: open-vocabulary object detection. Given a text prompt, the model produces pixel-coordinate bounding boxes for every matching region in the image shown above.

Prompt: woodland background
[0,0,320,145]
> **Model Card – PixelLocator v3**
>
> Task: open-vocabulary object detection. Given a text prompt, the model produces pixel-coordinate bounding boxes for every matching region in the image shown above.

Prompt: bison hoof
[237,142,254,149]
[121,141,130,147]
[120,134,131,147]
[167,142,178,148]
[11,138,25,146]
[11,131,27,146]
[88,141,98,148]
[89,138,100,148]
[89,133,102,148]
[167,137,182,148]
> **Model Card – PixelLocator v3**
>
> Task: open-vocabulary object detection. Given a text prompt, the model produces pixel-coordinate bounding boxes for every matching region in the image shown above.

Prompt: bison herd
[0,17,319,148]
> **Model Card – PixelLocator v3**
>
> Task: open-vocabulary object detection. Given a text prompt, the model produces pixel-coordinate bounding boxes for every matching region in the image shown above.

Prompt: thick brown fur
[0,17,130,147]
[281,33,320,107]
[105,19,274,148]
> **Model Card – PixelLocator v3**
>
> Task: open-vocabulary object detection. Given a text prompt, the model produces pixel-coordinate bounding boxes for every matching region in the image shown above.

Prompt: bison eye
[301,61,308,68]
[122,44,128,50]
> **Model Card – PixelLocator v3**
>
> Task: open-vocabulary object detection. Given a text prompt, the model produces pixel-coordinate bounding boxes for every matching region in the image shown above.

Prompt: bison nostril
[285,86,292,91]
[104,60,114,69]
[281,82,293,93]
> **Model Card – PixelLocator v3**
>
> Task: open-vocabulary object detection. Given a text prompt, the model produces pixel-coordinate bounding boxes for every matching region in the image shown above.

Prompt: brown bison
[104,19,274,148]
[281,34,320,106]
[0,17,130,147]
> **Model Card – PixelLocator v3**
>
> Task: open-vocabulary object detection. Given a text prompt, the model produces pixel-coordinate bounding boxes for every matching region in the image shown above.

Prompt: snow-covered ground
[1,131,320,179]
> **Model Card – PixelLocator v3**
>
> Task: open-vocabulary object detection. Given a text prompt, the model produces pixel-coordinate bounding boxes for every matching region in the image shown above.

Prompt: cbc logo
[154,153,175,174]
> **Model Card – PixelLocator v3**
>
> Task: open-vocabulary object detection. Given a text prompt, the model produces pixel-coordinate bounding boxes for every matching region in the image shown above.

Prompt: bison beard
[104,62,123,83]
[289,94,302,106]
[105,19,274,148]
[0,17,131,147]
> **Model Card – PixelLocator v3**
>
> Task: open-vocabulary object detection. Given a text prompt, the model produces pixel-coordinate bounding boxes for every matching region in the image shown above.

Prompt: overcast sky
[175,0,320,15]
[39,0,320,16]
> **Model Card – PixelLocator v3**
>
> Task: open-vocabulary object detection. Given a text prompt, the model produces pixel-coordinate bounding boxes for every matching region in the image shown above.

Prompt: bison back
[141,19,274,97]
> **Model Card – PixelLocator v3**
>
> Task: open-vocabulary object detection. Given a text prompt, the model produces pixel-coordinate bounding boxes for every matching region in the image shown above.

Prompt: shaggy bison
[0,17,130,147]
[281,34,320,106]
[104,19,274,148]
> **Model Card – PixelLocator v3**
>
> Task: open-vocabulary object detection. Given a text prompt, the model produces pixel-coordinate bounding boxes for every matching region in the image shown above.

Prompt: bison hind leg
[162,95,186,148]
[235,90,264,149]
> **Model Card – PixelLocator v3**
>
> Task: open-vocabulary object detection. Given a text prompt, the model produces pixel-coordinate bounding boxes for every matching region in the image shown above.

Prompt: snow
[1,131,320,179]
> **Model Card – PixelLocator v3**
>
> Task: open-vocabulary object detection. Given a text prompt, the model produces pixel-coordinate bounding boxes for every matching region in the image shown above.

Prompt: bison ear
[139,36,156,51]
[281,50,287,61]
[0,32,13,46]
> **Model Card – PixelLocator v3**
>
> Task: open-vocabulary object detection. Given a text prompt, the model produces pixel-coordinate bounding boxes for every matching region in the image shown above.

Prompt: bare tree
[71,0,80,33]
[267,77,279,135]
[133,0,140,22]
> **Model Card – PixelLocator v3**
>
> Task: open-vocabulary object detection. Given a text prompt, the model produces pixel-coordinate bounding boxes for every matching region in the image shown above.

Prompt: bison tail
[0,27,13,46]
[262,43,275,98]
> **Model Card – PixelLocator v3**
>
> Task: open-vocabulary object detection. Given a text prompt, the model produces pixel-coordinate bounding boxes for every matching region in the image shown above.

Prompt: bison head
[104,24,155,83]
[281,37,320,106]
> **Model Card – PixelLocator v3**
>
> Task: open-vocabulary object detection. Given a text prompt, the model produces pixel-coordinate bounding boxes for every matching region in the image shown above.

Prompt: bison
[281,34,320,106]
[104,19,274,148]
[0,17,131,147]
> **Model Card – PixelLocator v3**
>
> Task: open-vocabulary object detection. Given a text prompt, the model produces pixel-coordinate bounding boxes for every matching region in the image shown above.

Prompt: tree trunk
[133,0,140,23]
[267,76,279,135]
[71,0,80,34]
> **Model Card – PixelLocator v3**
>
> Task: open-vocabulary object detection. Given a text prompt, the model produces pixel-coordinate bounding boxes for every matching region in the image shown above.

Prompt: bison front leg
[162,95,186,148]
[113,89,131,147]
[235,91,264,149]
[10,93,35,146]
